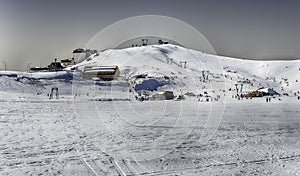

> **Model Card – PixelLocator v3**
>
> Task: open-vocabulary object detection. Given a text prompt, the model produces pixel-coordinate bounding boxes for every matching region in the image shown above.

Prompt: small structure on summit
[158,39,169,45]
[83,66,120,81]
[142,39,149,46]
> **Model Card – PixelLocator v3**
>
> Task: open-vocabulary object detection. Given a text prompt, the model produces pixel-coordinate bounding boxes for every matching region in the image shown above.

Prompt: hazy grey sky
[1,0,300,70]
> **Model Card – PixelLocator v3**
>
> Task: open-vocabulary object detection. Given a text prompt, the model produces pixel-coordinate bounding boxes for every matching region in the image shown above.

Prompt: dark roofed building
[61,58,75,67]
[48,59,64,71]
[73,48,98,63]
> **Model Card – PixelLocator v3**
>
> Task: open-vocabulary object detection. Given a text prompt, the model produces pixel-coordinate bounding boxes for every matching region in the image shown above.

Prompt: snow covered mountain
[1,44,299,101]
[70,44,300,101]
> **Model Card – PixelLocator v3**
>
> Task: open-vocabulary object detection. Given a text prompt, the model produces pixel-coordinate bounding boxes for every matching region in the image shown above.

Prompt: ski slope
[0,44,299,175]
[71,44,300,100]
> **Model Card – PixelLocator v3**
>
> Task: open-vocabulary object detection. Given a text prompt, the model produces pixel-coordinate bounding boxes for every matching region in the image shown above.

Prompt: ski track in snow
[0,97,299,175]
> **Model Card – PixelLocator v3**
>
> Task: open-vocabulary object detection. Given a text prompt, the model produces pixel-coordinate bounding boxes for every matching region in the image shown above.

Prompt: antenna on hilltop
[180,61,187,69]
[142,39,149,46]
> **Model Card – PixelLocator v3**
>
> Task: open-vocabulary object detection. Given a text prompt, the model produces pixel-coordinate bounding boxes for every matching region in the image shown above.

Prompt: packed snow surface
[0,44,299,175]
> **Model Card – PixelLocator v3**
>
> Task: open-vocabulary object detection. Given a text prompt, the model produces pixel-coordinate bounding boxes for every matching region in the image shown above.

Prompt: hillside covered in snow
[68,44,300,102]
[0,44,300,176]
[1,44,299,101]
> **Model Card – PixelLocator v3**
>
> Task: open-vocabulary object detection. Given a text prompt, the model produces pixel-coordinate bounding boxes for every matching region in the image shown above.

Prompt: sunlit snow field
[0,91,299,175]
[0,44,300,175]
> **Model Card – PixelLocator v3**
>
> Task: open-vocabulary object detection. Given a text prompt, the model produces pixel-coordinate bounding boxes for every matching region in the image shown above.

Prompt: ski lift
[49,87,59,99]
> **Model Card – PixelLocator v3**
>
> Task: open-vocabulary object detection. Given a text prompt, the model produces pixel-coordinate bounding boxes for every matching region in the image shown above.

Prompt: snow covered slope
[1,44,300,176]
[71,44,300,100]
[0,44,299,101]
